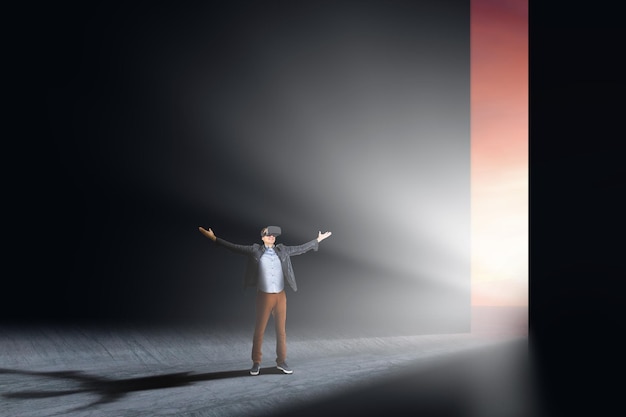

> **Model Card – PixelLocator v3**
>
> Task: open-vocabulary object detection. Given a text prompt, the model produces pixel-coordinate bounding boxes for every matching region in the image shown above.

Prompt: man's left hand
[317,231,332,242]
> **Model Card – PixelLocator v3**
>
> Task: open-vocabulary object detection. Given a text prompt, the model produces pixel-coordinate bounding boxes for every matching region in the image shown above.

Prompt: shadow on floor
[0,366,285,412]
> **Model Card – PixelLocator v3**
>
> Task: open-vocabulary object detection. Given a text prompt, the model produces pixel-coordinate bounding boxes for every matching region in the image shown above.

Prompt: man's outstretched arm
[198,226,258,255]
[198,226,217,242]
[280,231,331,256]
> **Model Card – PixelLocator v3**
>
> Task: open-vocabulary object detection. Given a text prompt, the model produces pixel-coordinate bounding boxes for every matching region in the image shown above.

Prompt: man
[198,225,332,375]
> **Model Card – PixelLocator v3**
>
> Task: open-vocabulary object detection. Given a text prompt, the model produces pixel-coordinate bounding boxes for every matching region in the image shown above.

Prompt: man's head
[260,226,281,247]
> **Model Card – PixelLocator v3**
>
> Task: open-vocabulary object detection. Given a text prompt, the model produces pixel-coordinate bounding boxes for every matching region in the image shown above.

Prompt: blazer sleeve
[281,239,319,256]
[215,238,259,255]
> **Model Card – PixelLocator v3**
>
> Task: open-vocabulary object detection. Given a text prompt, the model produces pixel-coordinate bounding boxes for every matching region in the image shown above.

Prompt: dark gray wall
[5,0,470,336]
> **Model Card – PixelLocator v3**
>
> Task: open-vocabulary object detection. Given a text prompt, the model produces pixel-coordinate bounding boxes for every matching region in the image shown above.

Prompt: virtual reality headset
[261,226,282,237]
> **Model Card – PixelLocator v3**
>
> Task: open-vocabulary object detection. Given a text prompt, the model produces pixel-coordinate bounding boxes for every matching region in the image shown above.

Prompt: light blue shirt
[257,246,284,293]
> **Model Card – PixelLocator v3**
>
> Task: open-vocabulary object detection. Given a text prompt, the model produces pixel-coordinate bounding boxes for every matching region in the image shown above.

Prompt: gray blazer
[214,237,319,291]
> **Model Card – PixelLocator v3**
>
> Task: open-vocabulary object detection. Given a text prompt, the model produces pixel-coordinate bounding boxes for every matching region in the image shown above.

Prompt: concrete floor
[0,307,535,417]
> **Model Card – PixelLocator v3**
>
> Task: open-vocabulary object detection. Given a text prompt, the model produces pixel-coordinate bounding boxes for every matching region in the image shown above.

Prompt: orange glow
[471,0,528,306]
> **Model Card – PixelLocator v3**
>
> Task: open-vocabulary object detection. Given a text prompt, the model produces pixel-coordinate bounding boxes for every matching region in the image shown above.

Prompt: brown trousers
[252,290,287,364]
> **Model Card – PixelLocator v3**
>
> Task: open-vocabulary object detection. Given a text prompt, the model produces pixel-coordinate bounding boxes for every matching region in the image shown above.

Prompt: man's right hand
[199,227,217,241]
